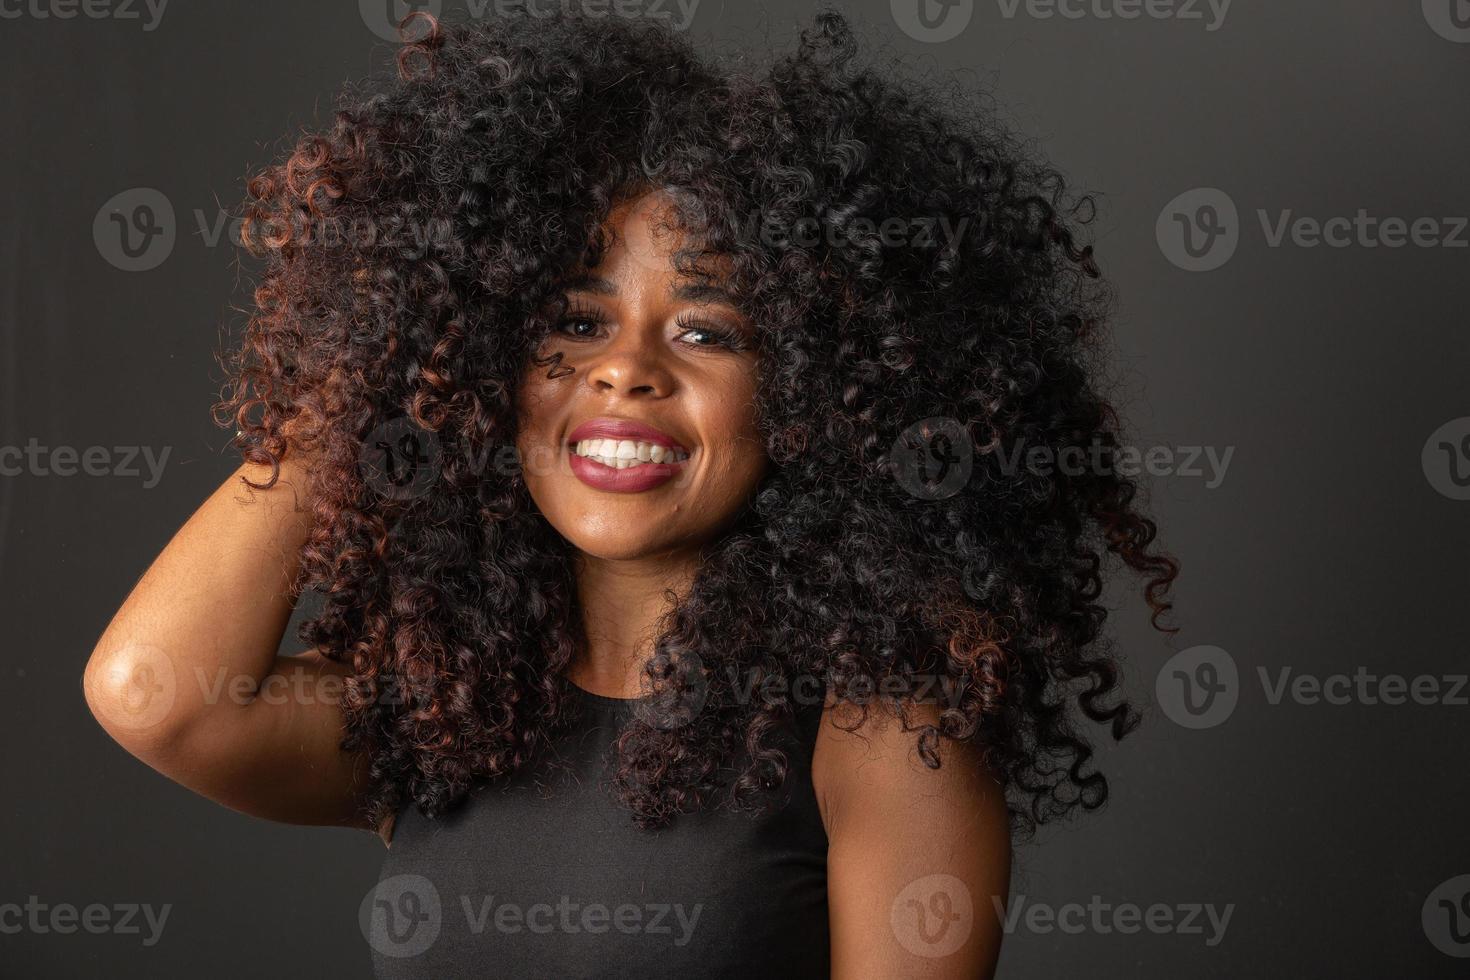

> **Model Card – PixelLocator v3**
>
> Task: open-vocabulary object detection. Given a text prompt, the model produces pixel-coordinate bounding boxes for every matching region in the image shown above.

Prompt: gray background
[2,0,1467,976]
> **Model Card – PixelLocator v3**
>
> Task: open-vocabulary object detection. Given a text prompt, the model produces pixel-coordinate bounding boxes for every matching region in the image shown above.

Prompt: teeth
[573,438,689,467]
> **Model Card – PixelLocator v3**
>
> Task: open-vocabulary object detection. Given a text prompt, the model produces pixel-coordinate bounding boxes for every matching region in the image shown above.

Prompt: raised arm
[82,455,375,832]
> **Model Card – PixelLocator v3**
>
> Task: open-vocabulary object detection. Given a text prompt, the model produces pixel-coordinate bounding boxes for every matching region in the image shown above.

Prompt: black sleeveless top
[366,687,830,978]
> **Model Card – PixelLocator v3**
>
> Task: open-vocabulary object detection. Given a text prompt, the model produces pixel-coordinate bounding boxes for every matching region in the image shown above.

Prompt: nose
[583,318,676,398]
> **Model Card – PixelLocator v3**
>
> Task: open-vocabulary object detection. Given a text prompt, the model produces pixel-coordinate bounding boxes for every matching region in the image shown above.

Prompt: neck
[566,547,701,698]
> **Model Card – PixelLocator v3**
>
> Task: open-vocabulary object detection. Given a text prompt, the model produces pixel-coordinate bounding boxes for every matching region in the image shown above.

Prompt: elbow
[82,640,190,754]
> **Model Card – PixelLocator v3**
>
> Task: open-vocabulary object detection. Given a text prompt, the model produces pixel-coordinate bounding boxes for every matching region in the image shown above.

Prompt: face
[515,190,769,562]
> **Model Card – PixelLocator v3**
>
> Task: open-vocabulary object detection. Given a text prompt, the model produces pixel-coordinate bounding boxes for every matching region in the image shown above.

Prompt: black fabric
[368,687,830,979]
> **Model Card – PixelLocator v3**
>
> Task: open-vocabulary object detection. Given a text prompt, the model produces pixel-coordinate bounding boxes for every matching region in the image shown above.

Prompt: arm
[82,455,376,832]
[816,699,1011,980]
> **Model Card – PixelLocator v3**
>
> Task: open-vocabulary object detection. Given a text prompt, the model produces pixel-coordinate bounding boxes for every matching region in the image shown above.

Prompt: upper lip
[566,417,688,453]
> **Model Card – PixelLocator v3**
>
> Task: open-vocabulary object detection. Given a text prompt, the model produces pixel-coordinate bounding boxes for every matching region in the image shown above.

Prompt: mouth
[565,417,692,493]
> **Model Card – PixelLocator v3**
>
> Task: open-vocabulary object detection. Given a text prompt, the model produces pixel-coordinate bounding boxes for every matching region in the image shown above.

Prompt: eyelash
[554,304,748,352]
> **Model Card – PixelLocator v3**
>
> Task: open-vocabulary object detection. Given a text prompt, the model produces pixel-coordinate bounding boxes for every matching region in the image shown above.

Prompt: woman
[83,9,1176,978]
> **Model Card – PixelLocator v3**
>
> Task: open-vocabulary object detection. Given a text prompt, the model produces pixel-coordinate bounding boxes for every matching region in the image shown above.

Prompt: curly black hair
[217,6,1178,837]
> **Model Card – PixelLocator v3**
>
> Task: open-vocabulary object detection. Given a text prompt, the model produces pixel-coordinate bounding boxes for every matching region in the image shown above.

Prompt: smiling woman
[81,7,1176,978]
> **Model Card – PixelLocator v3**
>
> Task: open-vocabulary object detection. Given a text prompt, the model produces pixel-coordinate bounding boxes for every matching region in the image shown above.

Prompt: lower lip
[568,449,687,492]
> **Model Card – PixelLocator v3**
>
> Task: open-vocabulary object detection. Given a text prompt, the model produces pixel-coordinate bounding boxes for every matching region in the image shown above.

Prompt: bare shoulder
[813,696,1012,979]
[812,697,1007,824]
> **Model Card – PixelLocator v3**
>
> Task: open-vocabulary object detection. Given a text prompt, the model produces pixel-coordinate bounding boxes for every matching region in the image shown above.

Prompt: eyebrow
[560,274,740,308]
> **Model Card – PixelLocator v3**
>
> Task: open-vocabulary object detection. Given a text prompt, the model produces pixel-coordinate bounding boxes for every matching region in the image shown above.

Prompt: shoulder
[811,697,1008,830]
[812,696,1011,978]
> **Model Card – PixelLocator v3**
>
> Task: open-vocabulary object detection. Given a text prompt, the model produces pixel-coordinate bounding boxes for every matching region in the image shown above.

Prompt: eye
[674,312,749,351]
[554,303,607,341]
